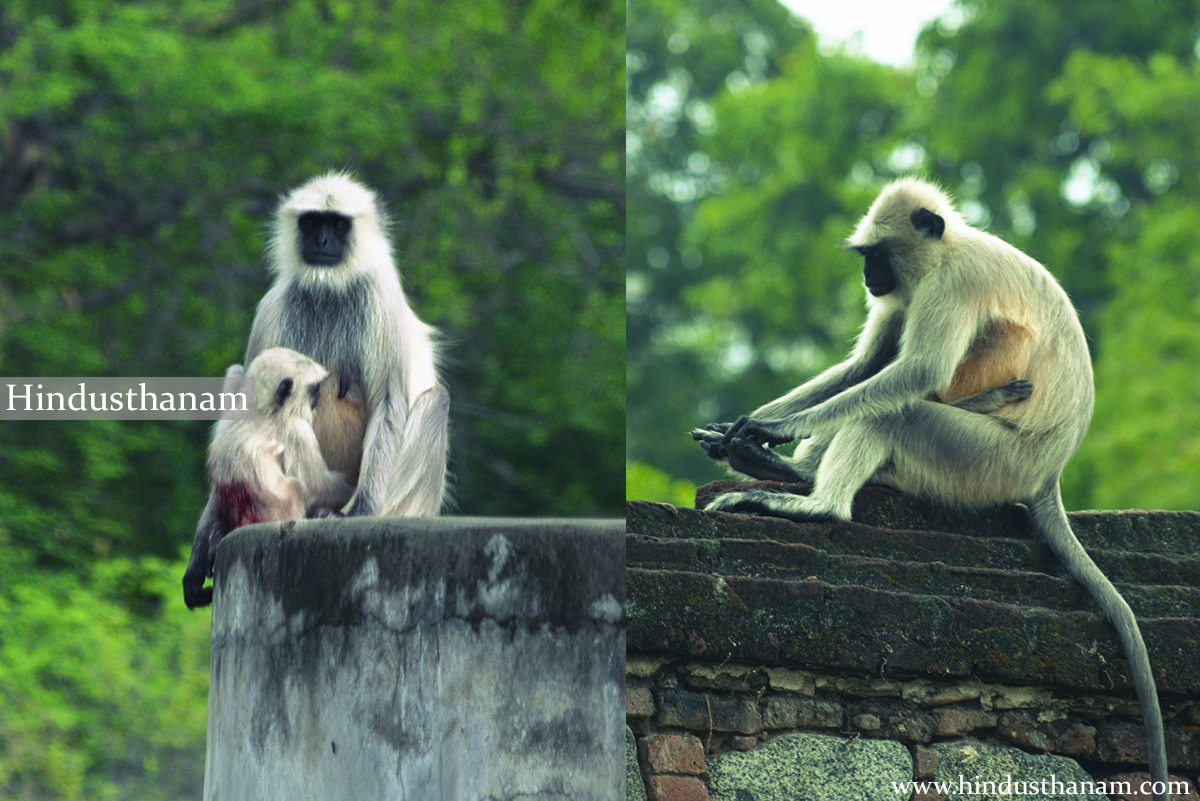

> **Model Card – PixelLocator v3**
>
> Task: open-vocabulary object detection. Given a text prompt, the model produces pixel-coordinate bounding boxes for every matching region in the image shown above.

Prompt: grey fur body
[695,178,1169,798]
[183,348,353,609]
[245,172,448,519]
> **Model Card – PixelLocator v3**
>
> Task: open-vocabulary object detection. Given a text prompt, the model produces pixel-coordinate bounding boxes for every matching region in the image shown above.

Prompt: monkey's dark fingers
[722,415,753,442]
[728,416,795,448]
[699,439,729,462]
[1004,378,1033,399]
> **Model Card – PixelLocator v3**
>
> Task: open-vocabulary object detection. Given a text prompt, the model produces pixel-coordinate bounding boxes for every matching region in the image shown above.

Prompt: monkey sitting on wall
[245,171,449,519]
[693,178,1170,799]
[182,347,353,609]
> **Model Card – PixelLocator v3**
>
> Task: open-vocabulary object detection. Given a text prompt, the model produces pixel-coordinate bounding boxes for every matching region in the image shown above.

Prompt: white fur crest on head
[845,177,964,249]
[280,171,380,220]
[269,171,394,285]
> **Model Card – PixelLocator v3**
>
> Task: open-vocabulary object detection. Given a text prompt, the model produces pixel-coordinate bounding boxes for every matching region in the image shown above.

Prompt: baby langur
[693,178,1169,799]
[245,171,449,519]
[182,348,353,609]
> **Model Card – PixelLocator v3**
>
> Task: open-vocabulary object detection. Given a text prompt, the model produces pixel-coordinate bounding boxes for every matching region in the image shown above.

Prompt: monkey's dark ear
[911,207,945,241]
[275,378,294,407]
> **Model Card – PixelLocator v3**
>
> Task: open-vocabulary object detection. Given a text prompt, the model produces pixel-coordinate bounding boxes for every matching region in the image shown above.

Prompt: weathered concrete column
[204,517,624,801]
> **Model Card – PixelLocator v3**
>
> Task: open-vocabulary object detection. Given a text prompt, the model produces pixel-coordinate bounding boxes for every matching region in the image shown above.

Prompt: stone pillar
[203,517,624,801]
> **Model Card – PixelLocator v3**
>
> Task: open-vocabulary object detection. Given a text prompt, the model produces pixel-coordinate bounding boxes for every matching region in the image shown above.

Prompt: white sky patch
[778,0,955,67]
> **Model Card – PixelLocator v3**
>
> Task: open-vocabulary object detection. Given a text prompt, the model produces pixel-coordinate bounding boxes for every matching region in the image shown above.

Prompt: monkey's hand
[724,415,797,448]
[692,422,733,462]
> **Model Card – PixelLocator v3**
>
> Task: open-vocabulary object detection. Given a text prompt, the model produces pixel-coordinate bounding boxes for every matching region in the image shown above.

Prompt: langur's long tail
[1029,480,1169,801]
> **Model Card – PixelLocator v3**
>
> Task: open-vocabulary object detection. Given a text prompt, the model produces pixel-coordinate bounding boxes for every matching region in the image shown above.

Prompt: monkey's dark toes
[725,499,772,516]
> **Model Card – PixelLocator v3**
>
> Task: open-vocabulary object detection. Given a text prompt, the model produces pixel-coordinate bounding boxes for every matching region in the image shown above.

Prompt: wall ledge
[205,516,624,801]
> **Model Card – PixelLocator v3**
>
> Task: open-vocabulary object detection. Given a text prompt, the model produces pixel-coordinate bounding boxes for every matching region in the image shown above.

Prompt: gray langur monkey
[183,348,354,609]
[246,171,449,519]
[693,178,1169,799]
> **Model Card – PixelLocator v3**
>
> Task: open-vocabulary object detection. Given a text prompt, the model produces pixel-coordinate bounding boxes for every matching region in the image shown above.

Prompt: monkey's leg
[378,384,450,516]
[705,418,888,521]
[708,404,1025,521]
[722,429,804,482]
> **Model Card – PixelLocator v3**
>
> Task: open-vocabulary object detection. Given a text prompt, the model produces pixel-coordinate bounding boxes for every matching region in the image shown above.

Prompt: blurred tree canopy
[628,0,1200,513]
[0,0,622,796]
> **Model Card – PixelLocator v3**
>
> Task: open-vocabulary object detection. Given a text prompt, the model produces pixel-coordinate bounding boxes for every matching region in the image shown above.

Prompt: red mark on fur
[217,482,261,530]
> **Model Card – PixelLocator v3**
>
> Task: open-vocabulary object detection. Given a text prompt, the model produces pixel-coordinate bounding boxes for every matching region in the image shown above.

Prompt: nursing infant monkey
[694,179,1169,798]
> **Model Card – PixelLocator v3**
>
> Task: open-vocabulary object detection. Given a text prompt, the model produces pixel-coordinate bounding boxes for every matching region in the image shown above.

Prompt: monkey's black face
[855,245,898,297]
[297,211,352,267]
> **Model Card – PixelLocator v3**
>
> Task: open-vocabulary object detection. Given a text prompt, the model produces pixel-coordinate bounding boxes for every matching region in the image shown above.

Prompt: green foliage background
[627,0,1200,514]
[0,0,623,796]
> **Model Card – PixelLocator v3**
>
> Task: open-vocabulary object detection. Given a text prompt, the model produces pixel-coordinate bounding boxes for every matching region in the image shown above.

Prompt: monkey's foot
[705,489,835,523]
[724,433,804,482]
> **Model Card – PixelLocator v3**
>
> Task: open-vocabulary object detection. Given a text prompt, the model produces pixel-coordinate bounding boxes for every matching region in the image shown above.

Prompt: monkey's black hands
[692,417,803,482]
[692,422,734,462]
[725,415,795,448]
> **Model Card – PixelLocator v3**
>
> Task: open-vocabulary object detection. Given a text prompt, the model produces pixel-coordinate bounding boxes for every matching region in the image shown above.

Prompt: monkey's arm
[694,307,904,466]
[285,427,355,509]
[732,285,978,444]
[949,379,1032,414]
[752,307,904,421]
[242,283,288,364]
